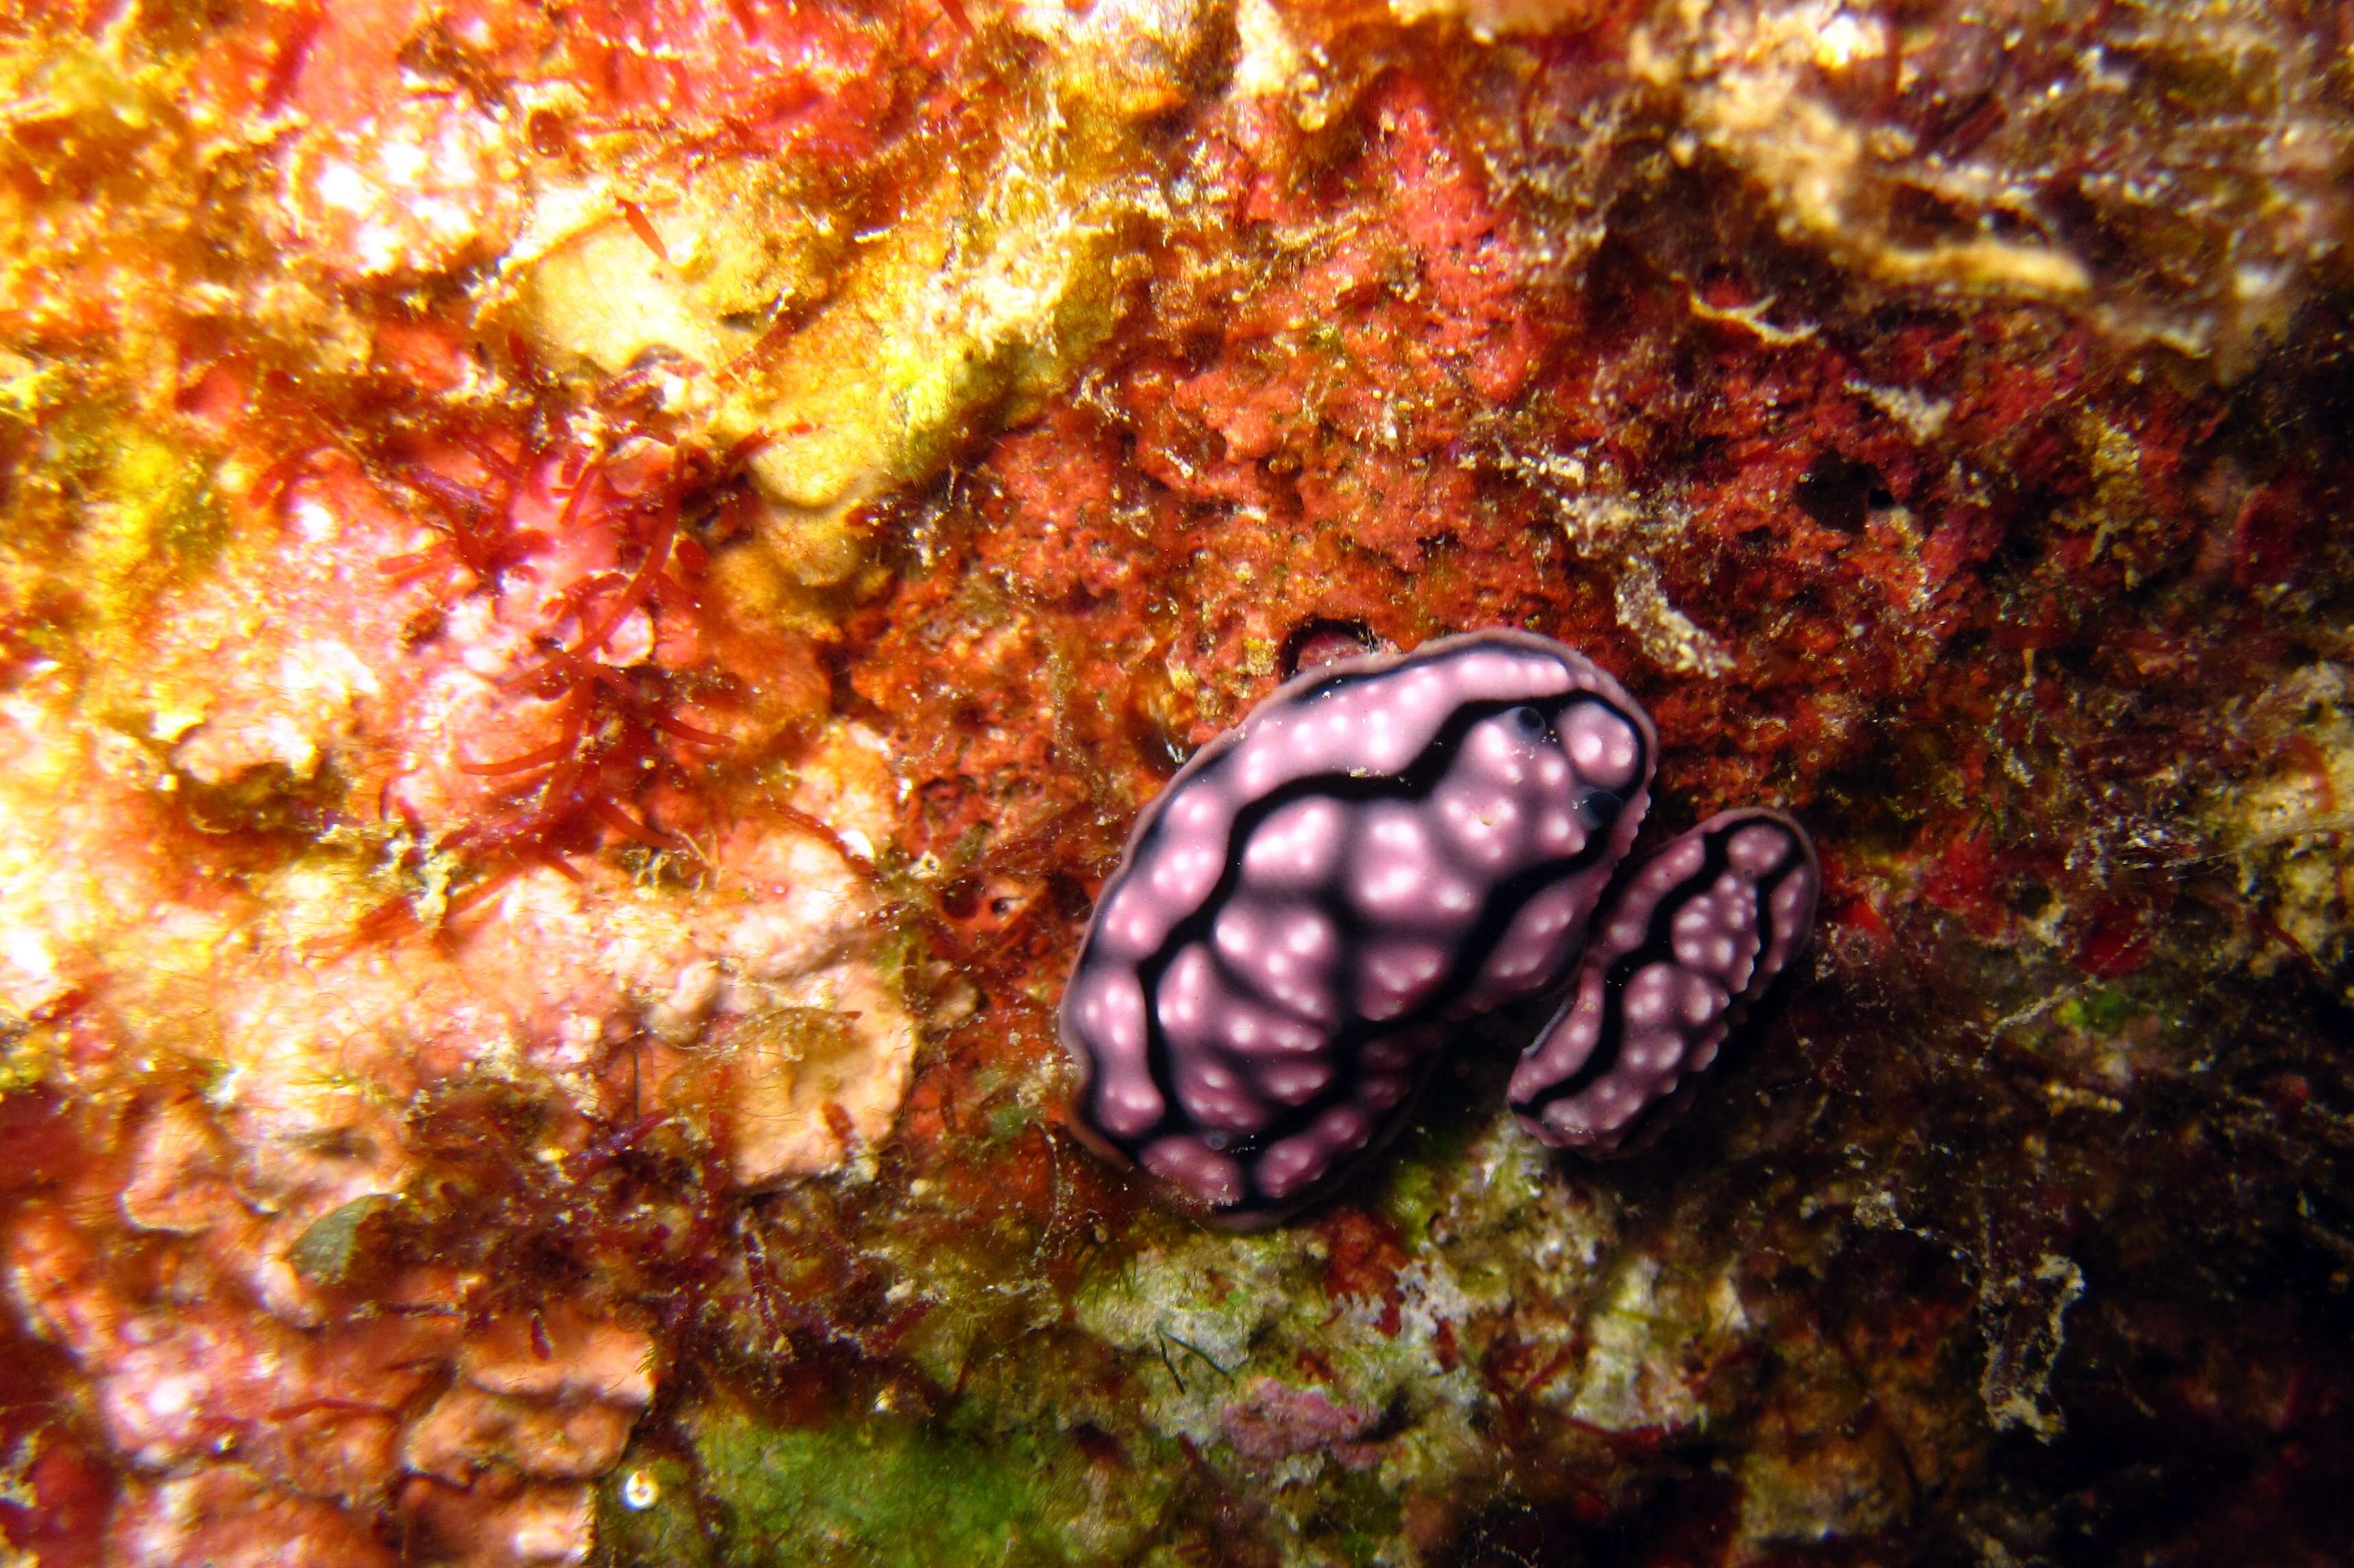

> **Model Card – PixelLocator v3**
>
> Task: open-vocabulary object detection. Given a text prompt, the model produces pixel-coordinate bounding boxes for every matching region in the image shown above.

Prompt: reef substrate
[1,1,2351,1565]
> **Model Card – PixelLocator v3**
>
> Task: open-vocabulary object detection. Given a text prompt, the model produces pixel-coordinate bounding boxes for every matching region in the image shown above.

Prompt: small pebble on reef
[1059,630,1817,1224]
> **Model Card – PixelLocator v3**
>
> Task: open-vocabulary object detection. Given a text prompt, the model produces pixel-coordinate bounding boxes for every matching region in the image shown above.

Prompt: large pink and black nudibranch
[1057,629,1816,1227]
[1061,630,1656,1226]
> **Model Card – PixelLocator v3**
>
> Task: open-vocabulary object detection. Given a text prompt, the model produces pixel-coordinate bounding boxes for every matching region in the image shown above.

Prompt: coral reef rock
[0,0,2349,1563]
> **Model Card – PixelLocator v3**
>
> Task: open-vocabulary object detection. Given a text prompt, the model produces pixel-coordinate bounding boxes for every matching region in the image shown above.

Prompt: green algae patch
[286,1193,392,1287]
[0,1019,60,1094]
[2055,986,2142,1035]
[602,1451,717,1568]
[79,424,227,630]
[687,1400,1159,1567]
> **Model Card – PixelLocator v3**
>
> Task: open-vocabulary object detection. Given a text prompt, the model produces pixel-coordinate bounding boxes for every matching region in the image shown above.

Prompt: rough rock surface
[1,0,2351,1565]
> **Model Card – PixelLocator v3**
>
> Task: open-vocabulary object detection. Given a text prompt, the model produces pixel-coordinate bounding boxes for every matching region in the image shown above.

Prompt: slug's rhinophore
[1058,630,1658,1227]
[1507,809,1819,1154]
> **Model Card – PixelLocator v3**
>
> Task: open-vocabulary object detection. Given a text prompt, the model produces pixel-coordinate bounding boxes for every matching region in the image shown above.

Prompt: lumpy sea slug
[1059,630,1818,1228]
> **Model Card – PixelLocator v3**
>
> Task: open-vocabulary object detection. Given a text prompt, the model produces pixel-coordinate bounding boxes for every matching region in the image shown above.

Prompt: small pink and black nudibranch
[1507,809,1820,1155]
[1057,629,1817,1227]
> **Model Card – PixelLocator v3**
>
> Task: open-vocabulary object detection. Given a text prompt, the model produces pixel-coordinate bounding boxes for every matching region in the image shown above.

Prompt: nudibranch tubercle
[1057,630,1816,1228]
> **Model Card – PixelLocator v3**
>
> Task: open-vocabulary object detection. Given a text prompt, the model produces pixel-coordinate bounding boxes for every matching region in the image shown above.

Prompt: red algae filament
[615,197,672,265]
